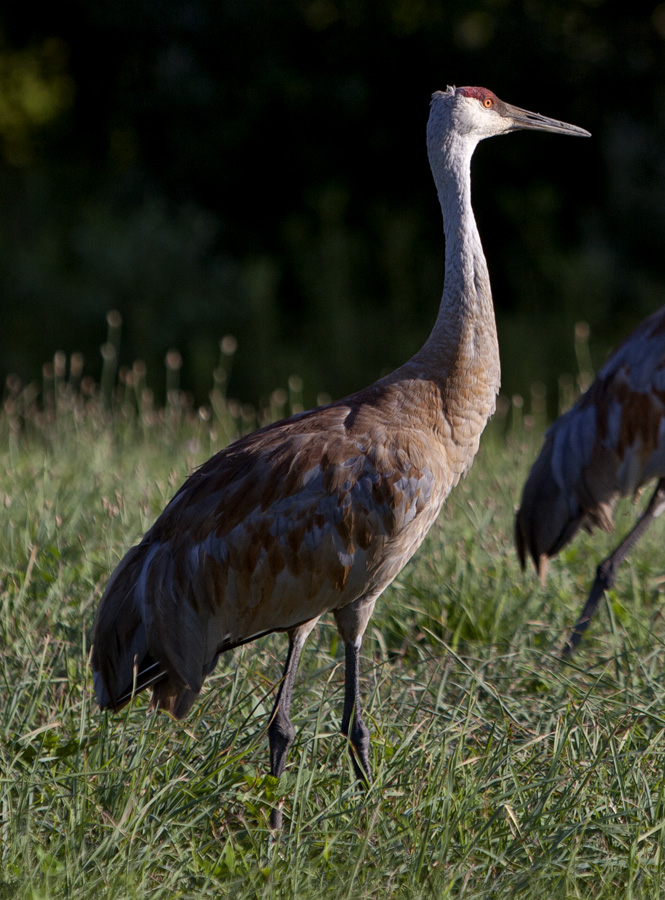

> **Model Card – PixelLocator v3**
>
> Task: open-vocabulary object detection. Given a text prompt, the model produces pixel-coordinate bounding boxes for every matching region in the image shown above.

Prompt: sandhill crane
[92,85,589,828]
[516,306,665,654]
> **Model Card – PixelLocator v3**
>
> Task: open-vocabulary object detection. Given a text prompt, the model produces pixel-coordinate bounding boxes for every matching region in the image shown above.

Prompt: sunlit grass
[2,336,665,898]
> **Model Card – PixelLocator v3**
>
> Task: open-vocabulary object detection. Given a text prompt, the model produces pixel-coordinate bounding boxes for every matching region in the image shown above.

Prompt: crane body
[516,306,665,652]
[95,379,461,713]
[92,86,589,827]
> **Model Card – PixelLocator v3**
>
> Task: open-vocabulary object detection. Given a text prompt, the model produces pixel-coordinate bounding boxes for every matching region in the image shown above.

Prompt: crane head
[430,85,591,143]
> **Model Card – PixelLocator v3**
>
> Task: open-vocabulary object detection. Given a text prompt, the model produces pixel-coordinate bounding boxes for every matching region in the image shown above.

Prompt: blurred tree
[0,36,74,165]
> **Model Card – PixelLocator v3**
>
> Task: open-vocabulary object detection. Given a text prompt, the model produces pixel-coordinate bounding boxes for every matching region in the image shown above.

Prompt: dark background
[1,1,663,415]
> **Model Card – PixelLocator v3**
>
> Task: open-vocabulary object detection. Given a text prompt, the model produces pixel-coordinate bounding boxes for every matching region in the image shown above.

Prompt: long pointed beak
[502,102,591,138]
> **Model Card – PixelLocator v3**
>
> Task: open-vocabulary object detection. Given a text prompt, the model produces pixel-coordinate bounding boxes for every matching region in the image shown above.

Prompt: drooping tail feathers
[91,540,199,720]
[515,436,584,581]
[515,405,618,581]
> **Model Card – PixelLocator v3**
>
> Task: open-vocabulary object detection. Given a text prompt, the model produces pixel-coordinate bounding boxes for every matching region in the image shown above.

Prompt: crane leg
[334,599,375,786]
[563,478,665,656]
[340,636,372,784]
[268,618,318,830]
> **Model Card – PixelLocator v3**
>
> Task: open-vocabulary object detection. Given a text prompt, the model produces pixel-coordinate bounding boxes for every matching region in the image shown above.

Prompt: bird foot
[269,805,284,831]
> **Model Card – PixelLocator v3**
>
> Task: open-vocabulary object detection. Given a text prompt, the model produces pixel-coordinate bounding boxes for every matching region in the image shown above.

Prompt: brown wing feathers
[91,389,438,718]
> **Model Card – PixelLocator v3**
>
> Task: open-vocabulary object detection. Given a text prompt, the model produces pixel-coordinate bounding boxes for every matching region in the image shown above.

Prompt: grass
[2,361,665,898]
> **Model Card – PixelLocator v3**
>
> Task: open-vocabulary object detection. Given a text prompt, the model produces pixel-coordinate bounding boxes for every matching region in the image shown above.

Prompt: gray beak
[501,101,591,138]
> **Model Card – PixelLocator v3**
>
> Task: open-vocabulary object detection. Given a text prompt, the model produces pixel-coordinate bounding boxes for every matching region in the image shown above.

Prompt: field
[2,371,665,899]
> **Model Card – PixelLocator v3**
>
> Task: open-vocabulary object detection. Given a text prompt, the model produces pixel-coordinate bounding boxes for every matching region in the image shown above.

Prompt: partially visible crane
[516,306,665,654]
[92,86,589,828]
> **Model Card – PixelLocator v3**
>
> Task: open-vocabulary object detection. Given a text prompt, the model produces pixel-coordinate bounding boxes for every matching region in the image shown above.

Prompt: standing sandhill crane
[92,86,589,828]
[516,306,665,654]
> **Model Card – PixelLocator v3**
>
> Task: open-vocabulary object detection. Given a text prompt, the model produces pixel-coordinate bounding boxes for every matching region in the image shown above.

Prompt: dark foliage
[1,2,664,412]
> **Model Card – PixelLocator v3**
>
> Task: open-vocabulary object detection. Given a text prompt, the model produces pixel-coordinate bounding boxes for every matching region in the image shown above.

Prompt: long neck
[412,133,500,398]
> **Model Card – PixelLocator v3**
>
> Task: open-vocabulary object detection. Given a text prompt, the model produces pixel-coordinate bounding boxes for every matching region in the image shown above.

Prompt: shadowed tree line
[1,1,664,413]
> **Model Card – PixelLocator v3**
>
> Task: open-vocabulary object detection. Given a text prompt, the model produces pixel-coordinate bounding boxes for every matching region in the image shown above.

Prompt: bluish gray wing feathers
[516,305,665,573]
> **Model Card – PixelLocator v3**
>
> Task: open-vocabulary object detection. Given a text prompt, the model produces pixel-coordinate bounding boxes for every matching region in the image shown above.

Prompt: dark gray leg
[340,637,372,784]
[334,597,376,785]
[268,619,317,829]
[563,478,665,655]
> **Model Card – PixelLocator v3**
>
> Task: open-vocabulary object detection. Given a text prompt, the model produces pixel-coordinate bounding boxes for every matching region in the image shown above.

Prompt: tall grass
[2,327,665,898]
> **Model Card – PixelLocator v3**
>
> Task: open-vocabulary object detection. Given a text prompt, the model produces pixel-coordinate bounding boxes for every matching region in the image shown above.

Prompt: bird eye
[483,97,494,109]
